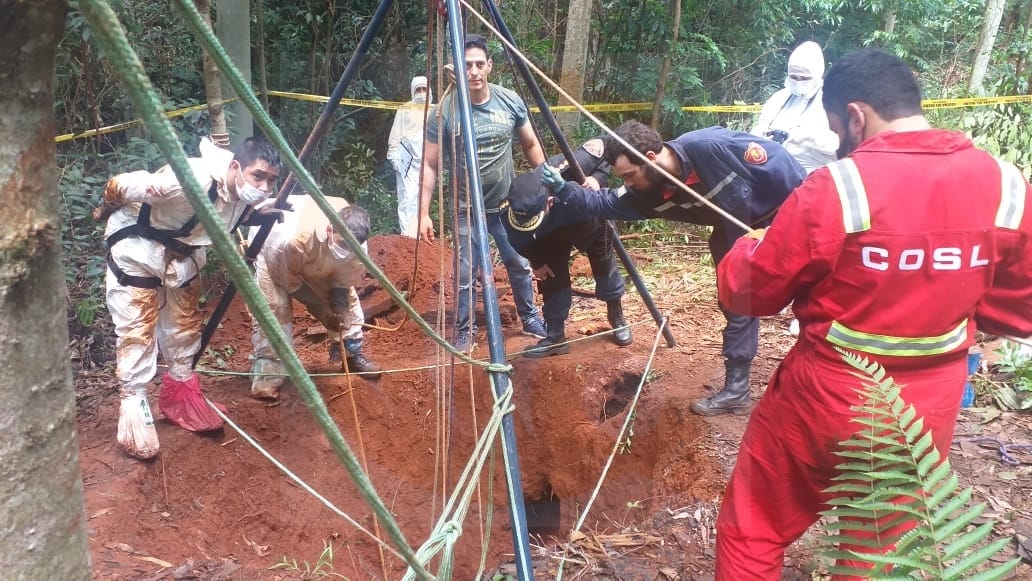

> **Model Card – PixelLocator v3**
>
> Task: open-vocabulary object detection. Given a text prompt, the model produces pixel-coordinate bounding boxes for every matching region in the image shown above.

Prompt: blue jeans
[455,209,539,334]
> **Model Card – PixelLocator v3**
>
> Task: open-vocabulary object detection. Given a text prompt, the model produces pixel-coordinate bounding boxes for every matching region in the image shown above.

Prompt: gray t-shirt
[426,83,529,210]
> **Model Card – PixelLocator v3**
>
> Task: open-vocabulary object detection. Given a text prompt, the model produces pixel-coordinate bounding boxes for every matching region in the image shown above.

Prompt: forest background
[57,0,1032,335]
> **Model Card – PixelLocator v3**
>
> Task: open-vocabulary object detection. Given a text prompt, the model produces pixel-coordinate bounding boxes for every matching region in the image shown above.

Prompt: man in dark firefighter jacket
[541,120,806,416]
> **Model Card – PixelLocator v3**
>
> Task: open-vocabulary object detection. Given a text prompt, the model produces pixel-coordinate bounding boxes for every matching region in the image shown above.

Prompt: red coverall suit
[714,129,1032,579]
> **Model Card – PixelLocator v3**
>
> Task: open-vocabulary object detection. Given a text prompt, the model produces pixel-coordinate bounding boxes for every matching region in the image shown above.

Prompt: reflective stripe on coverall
[713,129,1032,580]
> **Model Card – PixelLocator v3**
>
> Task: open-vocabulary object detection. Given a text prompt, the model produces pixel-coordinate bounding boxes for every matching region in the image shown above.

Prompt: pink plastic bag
[158,373,226,432]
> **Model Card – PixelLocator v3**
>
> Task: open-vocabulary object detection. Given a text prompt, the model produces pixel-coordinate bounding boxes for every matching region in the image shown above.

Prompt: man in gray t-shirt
[417,34,547,349]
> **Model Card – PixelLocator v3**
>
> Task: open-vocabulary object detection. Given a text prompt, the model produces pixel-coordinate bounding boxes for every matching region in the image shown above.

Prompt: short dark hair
[233,136,283,173]
[603,120,663,166]
[463,34,489,56]
[822,49,923,122]
[338,205,370,244]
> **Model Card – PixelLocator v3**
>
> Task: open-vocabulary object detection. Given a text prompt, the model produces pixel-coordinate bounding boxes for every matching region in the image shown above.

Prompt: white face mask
[234,164,270,204]
[413,93,427,104]
[328,239,352,261]
[786,77,817,97]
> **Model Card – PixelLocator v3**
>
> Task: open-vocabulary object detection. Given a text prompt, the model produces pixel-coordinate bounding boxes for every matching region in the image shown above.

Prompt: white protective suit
[751,41,839,173]
[104,137,259,459]
[249,195,368,397]
[387,76,432,237]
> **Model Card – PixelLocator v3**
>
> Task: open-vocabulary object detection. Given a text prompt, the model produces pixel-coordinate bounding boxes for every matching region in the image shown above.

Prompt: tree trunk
[650,0,682,129]
[255,0,270,111]
[558,0,592,136]
[969,0,1007,94]
[883,2,896,35]
[1014,1,1032,85]
[216,0,253,144]
[195,0,229,147]
[0,1,91,578]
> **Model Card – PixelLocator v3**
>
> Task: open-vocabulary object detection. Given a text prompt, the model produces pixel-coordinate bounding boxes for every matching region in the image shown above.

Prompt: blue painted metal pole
[442,4,534,579]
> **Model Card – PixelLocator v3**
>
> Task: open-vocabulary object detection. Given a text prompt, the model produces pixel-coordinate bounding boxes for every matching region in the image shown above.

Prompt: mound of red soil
[77,233,739,579]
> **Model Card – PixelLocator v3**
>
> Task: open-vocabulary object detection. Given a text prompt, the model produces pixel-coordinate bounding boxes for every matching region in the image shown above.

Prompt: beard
[836,127,860,159]
[641,163,667,191]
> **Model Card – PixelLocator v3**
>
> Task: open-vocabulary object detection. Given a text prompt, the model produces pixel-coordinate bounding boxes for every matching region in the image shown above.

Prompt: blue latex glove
[540,164,566,193]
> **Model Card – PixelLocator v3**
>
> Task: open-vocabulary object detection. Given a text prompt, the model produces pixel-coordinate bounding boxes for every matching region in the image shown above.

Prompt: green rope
[79,2,431,578]
[171,0,486,370]
[403,383,516,580]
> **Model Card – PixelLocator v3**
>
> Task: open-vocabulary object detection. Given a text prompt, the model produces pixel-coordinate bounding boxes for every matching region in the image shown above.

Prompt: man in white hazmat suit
[248,195,381,400]
[751,41,839,173]
[387,76,432,237]
[97,136,283,460]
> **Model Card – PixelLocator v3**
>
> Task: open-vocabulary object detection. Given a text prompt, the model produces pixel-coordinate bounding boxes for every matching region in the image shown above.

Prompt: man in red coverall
[713,48,1032,579]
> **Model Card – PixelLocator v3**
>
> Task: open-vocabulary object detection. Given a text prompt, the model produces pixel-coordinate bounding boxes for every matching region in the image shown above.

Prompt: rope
[205,399,400,558]
[403,382,517,580]
[192,318,652,379]
[458,0,752,234]
[956,437,1032,466]
[556,318,670,581]
[79,1,431,577]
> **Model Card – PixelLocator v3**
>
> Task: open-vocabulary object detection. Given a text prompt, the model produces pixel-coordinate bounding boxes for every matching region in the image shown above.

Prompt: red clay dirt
[76,234,778,579]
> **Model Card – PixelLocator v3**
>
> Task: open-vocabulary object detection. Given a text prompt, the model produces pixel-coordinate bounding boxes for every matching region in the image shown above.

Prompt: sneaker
[521,316,547,339]
[453,328,477,352]
[345,353,382,379]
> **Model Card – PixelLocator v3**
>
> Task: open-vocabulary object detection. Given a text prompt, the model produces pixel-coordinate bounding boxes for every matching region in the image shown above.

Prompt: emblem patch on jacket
[743,142,768,165]
[582,138,605,159]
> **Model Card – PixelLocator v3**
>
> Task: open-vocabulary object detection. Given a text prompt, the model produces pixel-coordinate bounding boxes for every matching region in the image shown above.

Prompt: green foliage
[983,341,1032,411]
[270,541,348,579]
[819,350,1019,579]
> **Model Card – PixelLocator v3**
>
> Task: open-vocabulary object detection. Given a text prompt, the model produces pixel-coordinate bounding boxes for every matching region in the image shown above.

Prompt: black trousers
[710,224,759,362]
[520,217,625,328]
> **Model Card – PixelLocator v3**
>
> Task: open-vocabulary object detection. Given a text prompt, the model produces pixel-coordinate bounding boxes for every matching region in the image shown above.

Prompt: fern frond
[962,556,1022,581]
[941,537,1018,579]
[819,351,1015,578]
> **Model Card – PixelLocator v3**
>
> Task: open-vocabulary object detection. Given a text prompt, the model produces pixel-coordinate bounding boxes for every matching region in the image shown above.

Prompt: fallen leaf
[89,508,114,520]
[104,542,133,553]
[243,536,270,557]
[978,408,1003,424]
[998,471,1019,481]
[659,567,679,579]
[134,555,173,568]
[568,530,587,542]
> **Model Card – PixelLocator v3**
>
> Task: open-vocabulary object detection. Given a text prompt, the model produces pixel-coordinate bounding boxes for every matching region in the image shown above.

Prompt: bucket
[961,352,981,408]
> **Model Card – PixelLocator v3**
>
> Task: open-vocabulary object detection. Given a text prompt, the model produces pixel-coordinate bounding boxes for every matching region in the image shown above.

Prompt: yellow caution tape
[55,91,1032,144]
[54,100,233,143]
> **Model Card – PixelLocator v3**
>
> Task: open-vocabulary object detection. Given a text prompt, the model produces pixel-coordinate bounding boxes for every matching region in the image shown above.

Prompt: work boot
[607,300,633,347]
[690,358,753,416]
[345,351,382,380]
[524,322,569,358]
